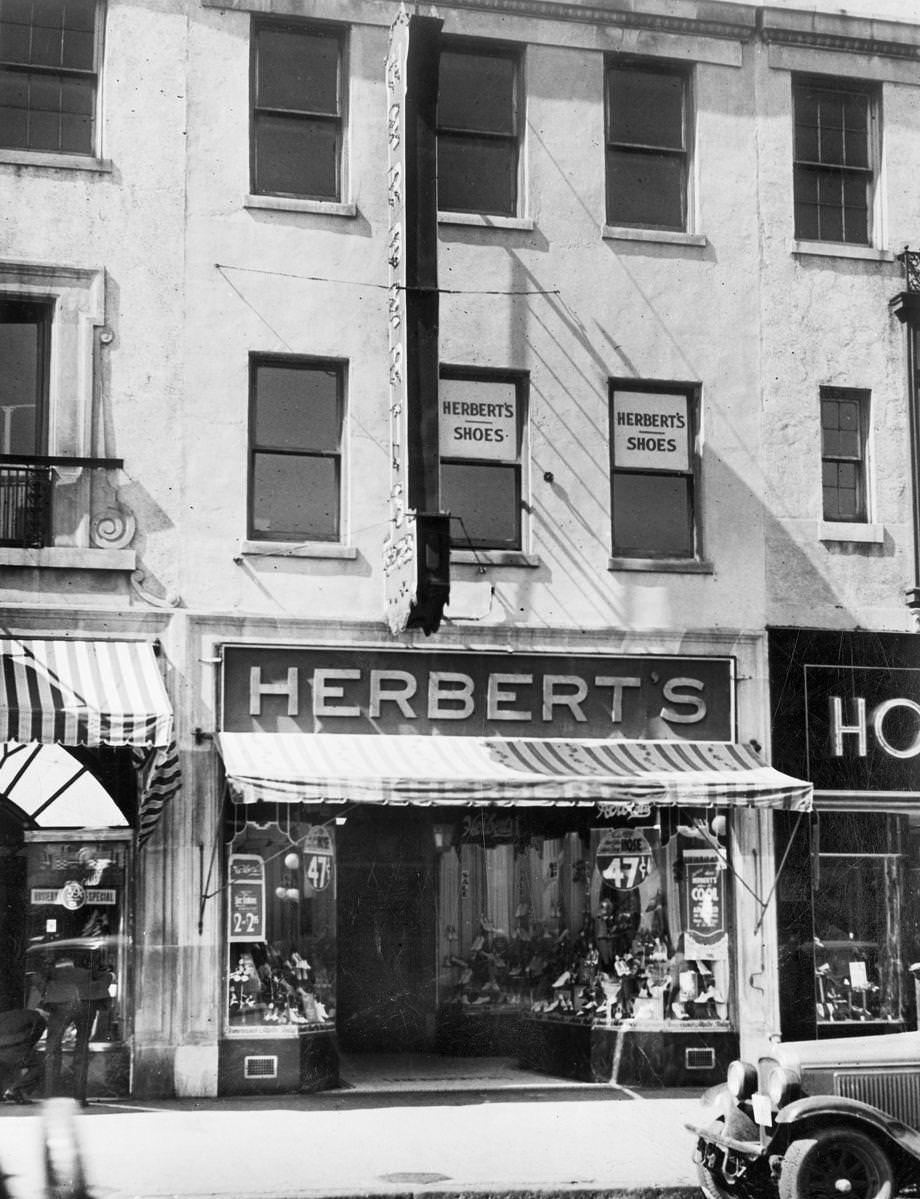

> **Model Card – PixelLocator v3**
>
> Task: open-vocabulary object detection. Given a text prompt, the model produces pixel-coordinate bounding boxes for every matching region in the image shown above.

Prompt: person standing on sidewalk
[40,953,115,1105]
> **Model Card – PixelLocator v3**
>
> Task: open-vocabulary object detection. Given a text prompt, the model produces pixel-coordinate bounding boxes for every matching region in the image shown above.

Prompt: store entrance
[335,809,437,1052]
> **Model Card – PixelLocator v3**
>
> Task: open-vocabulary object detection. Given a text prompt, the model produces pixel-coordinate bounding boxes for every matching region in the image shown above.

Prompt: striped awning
[0,639,174,748]
[217,733,812,811]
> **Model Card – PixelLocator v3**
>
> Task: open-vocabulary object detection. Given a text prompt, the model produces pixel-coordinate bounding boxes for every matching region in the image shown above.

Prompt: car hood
[773,1030,920,1073]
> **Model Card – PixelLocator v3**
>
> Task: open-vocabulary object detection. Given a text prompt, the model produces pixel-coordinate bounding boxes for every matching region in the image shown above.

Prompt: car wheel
[778,1127,893,1199]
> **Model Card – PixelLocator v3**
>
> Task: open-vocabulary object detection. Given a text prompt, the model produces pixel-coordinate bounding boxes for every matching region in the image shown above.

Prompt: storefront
[769,628,920,1042]
[0,636,179,1098]
[214,643,811,1093]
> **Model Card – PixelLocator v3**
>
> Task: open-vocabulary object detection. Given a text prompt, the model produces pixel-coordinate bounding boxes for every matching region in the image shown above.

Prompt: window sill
[0,546,135,570]
[239,539,357,560]
[790,240,895,263]
[819,521,884,544]
[603,226,708,247]
[438,212,535,232]
[245,195,357,218]
[0,149,112,173]
[451,549,541,568]
[608,556,714,574]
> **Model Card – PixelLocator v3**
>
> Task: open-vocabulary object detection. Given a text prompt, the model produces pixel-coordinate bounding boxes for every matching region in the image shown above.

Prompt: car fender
[775,1095,920,1161]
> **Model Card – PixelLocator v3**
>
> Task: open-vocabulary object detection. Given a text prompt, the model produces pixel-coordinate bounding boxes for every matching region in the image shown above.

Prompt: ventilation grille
[686,1047,716,1071]
[836,1070,920,1126]
[244,1055,278,1080]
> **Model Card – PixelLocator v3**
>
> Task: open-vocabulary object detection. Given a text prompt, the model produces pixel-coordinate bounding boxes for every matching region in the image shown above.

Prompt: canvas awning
[0,638,174,748]
[217,733,813,811]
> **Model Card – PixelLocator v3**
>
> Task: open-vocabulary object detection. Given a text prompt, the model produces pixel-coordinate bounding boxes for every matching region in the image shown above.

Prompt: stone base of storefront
[217,1029,339,1095]
[518,1017,739,1087]
[436,1006,526,1057]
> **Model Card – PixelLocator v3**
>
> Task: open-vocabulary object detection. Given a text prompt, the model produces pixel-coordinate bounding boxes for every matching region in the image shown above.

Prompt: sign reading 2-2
[595,828,654,891]
[228,854,266,943]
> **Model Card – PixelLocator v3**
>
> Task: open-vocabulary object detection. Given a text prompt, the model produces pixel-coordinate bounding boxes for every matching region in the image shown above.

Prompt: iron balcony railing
[0,455,124,549]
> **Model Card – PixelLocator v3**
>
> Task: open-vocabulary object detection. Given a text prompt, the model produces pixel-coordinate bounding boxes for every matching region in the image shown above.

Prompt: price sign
[305,853,332,892]
[595,828,653,890]
[302,825,334,895]
[228,854,265,943]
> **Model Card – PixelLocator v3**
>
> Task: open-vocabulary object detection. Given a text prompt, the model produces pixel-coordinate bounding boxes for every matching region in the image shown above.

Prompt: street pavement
[0,1081,707,1199]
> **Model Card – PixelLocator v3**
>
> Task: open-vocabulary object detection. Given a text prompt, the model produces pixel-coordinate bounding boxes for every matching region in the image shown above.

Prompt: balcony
[0,455,136,571]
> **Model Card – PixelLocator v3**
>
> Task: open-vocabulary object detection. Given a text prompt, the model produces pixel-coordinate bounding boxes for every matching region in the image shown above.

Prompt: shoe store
[769,628,920,1042]
[213,640,811,1093]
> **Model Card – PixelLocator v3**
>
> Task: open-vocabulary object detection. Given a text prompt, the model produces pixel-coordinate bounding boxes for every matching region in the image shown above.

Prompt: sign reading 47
[595,828,655,891]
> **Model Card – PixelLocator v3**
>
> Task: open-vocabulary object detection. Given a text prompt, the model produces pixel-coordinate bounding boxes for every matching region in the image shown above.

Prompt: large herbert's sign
[221,646,735,739]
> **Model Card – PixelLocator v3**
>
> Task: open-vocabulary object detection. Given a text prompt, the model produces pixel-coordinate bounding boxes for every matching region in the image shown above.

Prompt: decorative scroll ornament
[90,506,136,550]
[130,569,182,609]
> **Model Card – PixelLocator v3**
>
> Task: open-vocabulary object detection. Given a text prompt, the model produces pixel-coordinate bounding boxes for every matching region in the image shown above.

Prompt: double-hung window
[0,0,100,154]
[821,387,869,523]
[251,19,344,200]
[439,370,524,550]
[609,380,698,559]
[437,42,520,217]
[605,60,689,231]
[249,356,344,543]
[793,77,876,245]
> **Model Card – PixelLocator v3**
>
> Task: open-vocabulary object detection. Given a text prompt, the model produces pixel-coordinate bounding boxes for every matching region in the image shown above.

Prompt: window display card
[849,960,868,989]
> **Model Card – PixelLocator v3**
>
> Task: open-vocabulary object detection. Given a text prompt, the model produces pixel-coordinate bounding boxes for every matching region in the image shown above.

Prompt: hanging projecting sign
[595,828,653,890]
[683,849,726,948]
[612,391,690,472]
[439,377,518,461]
[228,854,266,943]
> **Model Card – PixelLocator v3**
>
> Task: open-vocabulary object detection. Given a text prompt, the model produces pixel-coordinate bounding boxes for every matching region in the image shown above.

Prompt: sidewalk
[0,1066,707,1199]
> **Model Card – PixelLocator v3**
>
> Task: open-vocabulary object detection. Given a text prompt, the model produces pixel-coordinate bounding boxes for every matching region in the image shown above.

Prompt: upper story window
[609,380,699,559]
[821,386,869,522]
[251,19,345,201]
[605,60,689,231]
[0,298,49,453]
[437,42,520,217]
[793,77,876,245]
[249,356,344,543]
[0,0,100,154]
[439,369,525,550]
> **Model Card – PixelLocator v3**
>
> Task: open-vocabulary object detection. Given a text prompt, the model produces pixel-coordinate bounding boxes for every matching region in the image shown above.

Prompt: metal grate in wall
[244,1055,278,1079]
[836,1069,920,1127]
[685,1047,716,1071]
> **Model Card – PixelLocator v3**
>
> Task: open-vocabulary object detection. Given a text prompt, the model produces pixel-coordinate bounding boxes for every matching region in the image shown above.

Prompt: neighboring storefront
[214,642,811,1093]
[0,637,179,1098]
[769,628,920,1042]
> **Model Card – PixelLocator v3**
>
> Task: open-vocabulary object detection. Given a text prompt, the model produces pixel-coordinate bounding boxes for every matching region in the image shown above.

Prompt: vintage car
[688,1030,920,1199]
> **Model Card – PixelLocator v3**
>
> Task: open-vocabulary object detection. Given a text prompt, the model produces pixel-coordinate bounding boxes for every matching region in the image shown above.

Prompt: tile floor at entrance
[336,1053,612,1092]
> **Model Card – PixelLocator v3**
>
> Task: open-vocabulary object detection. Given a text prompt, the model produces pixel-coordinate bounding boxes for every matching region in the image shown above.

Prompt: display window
[436,809,733,1028]
[225,813,336,1035]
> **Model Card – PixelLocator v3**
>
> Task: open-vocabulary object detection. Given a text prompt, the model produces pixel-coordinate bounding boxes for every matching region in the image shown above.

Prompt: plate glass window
[437,44,519,216]
[249,358,344,542]
[610,384,696,558]
[0,0,99,154]
[439,372,523,550]
[251,19,344,200]
[606,61,688,231]
[821,387,868,522]
[794,79,874,245]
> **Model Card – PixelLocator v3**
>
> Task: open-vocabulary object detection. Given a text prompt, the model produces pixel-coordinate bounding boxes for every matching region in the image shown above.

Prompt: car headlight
[726,1059,757,1100]
[761,1059,797,1107]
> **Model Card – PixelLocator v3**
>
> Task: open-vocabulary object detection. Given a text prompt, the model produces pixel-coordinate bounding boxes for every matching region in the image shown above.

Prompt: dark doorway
[335,809,437,1052]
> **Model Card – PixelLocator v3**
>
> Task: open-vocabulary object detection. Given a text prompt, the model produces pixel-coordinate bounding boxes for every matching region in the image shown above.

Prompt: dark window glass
[437,45,518,216]
[606,62,688,231]
[439,373,523,550]
[794,80,873,244]
[250,359,344,542]
[609,385,696,558]
[821,388,868,522]
[0,299,49,455]
[0,0,97,152]
[251,20,343,200]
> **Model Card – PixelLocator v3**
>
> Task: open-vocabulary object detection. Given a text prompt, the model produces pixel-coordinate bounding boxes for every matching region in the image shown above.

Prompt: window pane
[609,67,684,149]
[252,453,339,540]
[612,472,692,556]
[441,461,519,549]
[60,26,94,70]
[606,148,684,229]
[253,114,339,198]
[0,20,32,63]
[438,133,516,216]
[28,106,60,150]
[64,0,97,33]
[60,74,93,114]
[59,109,90,151]
[30,25,62,66]
[254,364,341,452]
[257,28,339,115]
[438,50,515,135]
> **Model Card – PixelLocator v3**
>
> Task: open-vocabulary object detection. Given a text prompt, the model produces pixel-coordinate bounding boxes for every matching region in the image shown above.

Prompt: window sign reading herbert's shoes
[438,376,518,460]
[612,391,689,472]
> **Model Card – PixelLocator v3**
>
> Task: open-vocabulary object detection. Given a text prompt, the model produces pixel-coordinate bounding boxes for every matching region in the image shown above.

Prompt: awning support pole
[753,810,806,936]
[30,766,89,822]
[1,742,42,798]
